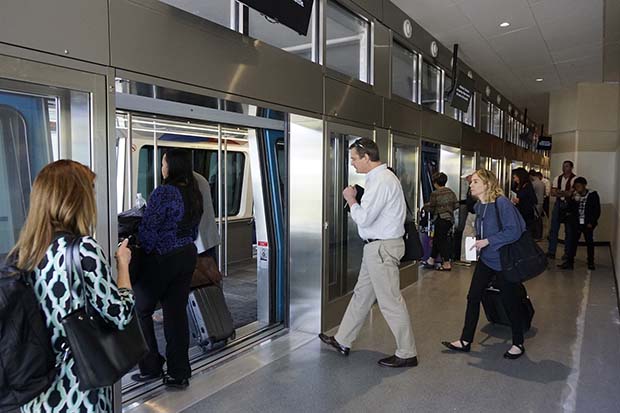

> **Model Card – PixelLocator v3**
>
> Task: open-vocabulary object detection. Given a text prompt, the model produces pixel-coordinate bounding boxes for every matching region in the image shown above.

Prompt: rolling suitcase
[482,283,534,332]
[187,284,235,350]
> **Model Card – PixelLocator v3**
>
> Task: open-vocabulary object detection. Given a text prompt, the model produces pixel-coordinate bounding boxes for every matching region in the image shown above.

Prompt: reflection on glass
[440,145,461,197]
[0,85,90,259]
[326,1,370,82]
[463,92,475,127]
[159,0,231,29]
[478,155,489,171]
[393,141,418,213]
[420,141,439,205]
[249,5,315,61]
[421,60,440,112]
[460,153,475,199]
[443,75,459,120]
[392,42,418,102]
[491,104,503,137]
[480,100,490,133]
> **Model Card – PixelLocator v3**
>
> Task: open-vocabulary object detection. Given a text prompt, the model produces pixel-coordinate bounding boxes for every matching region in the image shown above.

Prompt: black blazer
[515,183,537,223]
[568,190,601,227]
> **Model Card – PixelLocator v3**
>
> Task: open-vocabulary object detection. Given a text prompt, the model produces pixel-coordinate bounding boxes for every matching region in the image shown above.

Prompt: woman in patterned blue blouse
[134,149,203,389]
[10,160,135,413]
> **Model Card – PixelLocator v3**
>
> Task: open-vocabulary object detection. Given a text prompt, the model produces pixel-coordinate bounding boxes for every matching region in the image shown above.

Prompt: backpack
[0,256,57,410]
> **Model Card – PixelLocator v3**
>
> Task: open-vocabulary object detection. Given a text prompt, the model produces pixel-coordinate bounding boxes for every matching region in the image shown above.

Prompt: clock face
[496,95,501,104]
[485,85,491,97]
[403,19,412,38]
[430,41,438,57]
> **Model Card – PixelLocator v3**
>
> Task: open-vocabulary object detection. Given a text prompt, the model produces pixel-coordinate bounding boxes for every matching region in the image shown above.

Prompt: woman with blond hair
[442,169,528,359]
[9,160,135,413]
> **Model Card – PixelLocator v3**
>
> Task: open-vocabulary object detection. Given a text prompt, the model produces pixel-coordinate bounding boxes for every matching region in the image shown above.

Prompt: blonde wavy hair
[9,160,97,271]
[474,168,504,202]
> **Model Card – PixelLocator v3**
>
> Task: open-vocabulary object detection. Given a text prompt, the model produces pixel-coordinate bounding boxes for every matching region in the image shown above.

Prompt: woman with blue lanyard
[441,169,528,359]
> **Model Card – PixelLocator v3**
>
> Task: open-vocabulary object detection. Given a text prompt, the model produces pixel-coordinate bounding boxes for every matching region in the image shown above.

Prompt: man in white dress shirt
[319,138,418,368]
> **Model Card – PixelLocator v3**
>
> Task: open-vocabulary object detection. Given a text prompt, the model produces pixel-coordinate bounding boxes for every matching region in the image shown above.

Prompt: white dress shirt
[350,164,406,240]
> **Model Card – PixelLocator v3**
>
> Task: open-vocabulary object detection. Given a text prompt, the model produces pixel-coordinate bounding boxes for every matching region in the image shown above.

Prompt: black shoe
[163,374,189,389]
[503,344,525,360]
[588,263,595,270]
[441,339,471,353]
[131,372,163,383]
[378,355,418,368]
[318,333,350,356]
[557,261,574,270]
[546,252,556,259]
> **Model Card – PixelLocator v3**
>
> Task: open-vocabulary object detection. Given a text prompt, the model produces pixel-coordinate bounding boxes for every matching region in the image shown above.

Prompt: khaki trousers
[335,238,417,359]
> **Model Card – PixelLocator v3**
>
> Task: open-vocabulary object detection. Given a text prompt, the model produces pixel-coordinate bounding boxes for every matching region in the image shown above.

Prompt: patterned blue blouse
[139,184,197,255]
[22,236,135,413]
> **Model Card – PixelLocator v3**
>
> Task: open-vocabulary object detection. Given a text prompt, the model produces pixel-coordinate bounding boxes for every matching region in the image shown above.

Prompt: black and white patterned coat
[21,236,135,413]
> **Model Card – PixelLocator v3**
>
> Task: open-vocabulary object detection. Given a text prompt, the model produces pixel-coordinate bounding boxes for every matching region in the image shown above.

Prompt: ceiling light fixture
[535,78,543,82]
[499,22,510,28]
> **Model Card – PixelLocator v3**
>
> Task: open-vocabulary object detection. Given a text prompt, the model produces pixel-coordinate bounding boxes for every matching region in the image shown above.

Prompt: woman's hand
[115,239,132,268]
[471,239,489,251]
[512,197,520,204]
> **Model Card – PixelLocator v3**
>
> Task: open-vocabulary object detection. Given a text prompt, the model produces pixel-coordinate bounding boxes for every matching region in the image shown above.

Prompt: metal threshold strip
[122,322,285,408]
[123,328,315,413]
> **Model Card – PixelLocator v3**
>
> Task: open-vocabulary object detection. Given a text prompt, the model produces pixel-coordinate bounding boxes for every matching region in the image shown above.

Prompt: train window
[392,41,418,103]
[159,0,233,30]
[421,60,441,112]
[249,4,316,62]
[462,92,475,127]
[137,145,245,217]
[325,1,371,83]
[490,104,502,138]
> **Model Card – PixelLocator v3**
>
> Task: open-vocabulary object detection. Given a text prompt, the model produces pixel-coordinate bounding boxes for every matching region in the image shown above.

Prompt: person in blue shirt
[442,169,528,359]
[134,148,203,389]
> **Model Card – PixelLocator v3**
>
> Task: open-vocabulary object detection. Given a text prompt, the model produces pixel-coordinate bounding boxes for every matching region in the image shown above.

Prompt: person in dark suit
[511,168,537,237]
[559,177,601,270]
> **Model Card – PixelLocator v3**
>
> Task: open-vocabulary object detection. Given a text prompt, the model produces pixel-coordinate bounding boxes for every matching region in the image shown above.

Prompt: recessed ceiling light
[535,78,544,82]
[499,22,510,28]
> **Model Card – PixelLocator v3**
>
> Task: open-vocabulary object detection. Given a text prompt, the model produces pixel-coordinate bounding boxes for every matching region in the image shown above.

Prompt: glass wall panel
[491,104,503,137]
[160,0,232,29]
[460,152,475,199]
[440,145,461,197]
[443,75,460,120]
[393,139,419,211]
[326,1,371,82]
[392,41,418,102]
[462,92,475,127]
[249,5,315,61]
[480,99,491,133]
[421,60,440,112]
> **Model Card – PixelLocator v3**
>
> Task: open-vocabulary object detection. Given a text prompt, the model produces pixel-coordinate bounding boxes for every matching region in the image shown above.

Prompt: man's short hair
[563,160,574,168]
[432,172,448,186]
[574,176,587,186]
[529,169,538,176]
[349,138,380,161]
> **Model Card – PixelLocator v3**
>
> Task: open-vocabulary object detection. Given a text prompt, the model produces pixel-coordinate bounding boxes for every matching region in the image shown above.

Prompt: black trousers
[461,260,525,346]
[566,223,595,265]
[431,218,453,262]
[134,243,197,379]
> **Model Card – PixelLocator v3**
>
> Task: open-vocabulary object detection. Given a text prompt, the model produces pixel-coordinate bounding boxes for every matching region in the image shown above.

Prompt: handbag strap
[494,197,504,232]
[65,237,95,317]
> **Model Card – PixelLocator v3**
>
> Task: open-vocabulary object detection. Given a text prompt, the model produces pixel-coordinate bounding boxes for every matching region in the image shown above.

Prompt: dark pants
[547,202,566,257]
[566,223,595,265]
[431,218,453,262]
[461,261,525,346]
[134,243,197,379]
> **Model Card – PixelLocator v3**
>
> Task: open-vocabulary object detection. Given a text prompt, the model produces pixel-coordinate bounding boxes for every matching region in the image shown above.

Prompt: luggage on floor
[187,284,235,349]
[482,283,534,332]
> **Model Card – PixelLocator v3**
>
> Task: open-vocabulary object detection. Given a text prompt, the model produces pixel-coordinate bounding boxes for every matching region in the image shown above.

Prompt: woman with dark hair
[134,148,203,389]
[511,167,537,237]
[422,172,458,271]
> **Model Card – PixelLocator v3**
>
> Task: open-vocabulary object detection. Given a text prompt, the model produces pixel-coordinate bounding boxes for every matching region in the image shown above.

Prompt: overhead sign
[537,136,552,151]
[449,70,474,112]
[239,0,314,35]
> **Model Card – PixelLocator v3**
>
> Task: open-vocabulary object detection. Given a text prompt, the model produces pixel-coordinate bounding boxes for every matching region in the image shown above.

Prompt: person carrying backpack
[1,160,135,413]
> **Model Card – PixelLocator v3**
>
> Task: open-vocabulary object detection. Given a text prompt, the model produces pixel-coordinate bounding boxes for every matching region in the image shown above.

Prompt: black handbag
[494,200,547,283]
[402,197,423,262]
[61,238,148,391]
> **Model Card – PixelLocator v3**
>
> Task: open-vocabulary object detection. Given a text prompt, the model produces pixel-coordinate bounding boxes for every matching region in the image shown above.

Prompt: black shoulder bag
[62,238,148,391]
[494,199,547,283]
[402,196,424,262]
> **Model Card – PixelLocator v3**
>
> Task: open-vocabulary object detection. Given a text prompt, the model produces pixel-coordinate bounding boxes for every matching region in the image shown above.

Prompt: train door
[323,122,373,330]
[391,133,420,286]
[114,106,286,399]
[0,54,108,261]
[439,145,462,197]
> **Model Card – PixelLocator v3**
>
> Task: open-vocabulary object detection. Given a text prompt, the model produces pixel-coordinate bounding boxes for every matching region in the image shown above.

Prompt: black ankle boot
[163,374,189,389]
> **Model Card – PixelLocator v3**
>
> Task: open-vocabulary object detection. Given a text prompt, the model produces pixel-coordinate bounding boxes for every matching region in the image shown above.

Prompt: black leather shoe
[318,333,350,356]
[378,355,418,368]
[557,261,574,270]
[503,344,525,360]
[163,374,189,389]
[441,340,471,353]
[131,372,163,383]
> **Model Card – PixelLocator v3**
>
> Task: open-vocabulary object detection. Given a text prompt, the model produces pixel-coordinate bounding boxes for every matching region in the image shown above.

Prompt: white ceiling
[392,0,606,125]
